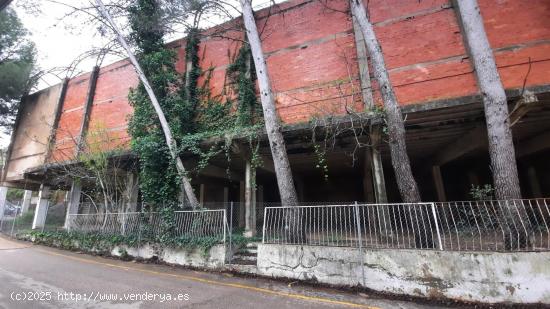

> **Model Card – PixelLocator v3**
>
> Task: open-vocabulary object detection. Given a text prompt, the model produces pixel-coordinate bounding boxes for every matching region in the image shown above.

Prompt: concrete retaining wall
[257,244,550,304]
[111,244,227,269]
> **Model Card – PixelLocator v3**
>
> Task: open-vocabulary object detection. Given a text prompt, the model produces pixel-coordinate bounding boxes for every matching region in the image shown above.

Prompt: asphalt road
[0,235,444,309]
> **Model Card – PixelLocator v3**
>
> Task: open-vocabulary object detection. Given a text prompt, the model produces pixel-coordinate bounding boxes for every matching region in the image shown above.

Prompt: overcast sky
[1,0,279,148]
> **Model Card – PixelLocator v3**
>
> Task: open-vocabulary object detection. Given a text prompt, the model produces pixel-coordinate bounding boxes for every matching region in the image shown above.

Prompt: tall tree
[349,0,420,203]
[95,0,200,207]
[0,7,36,131]
[239,0,299,207]
[350,0,435,248]
[454,0,520,200]
[454,0,531,249]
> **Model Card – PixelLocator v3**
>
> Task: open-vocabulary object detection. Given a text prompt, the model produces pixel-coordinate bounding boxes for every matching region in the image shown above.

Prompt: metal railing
[263,199,550,252]
[67,209,227,242]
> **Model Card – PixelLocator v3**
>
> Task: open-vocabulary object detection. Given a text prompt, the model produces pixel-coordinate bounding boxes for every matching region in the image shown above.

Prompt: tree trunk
[454,0,531,249]
[239,0,303,242]
[349,0,420,203]
[350,0,433,248]
[454,0,520,200]
[239,0,298,207]
[95,0,200,208]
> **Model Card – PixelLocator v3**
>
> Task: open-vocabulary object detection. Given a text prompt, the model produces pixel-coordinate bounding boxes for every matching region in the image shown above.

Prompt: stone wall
[257,244,550,304]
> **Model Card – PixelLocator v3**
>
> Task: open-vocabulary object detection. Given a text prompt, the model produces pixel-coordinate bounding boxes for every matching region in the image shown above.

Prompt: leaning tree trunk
[350,0,433,248]
[239,0,303,241]
[95,0,200,208]
[454,0,531,249]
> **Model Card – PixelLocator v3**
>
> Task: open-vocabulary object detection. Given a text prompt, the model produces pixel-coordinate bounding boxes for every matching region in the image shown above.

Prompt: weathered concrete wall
[111,244,226,269]
[257,244,550,304]
[4,84,62,181]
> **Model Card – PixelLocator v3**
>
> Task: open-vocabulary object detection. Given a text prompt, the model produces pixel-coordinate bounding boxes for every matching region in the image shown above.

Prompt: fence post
[10,214,16,236]
[229,202,233,259]
[354,201,366,286]
[262,206,267,244]
[122,212,126,236]
[223,209,227,245]
[430,203,444,250]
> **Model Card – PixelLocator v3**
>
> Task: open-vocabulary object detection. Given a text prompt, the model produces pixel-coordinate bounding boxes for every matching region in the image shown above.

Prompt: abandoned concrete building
[1,0,549,236]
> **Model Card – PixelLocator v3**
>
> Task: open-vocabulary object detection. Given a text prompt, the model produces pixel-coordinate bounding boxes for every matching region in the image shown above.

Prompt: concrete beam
[516,131,550,158]
[200,164,243,181]
[433,126,487,166]
[509,90,541,127]
[44,78,69,163]
[352,15,374,109]
[231,142,275,174]
[75,66,100,155]
[32,184,50,230]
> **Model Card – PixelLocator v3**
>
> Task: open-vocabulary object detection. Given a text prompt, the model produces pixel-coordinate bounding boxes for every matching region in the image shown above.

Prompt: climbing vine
[127,0,264,225]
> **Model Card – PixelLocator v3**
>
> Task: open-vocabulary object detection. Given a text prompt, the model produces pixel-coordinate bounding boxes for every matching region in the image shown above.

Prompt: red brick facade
[48,0,550,161]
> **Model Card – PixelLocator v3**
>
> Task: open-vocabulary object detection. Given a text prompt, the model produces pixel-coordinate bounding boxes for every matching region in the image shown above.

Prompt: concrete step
[235,249,257,256]
[246,242,260,249]
[230,258,257,266]
[232,254,256,262]
[225,263,258,275]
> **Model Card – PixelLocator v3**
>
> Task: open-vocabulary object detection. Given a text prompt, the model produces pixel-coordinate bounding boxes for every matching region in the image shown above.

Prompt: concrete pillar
[244,161,257,237]
[32,185,50,230]
[295,176,305,202]
[467,170,480,187]
[258,185,264,228]
[199,184,205,206]
[223,187,229,204]
[527,166,542,198]
[64,181,81,229]
[363,151,376,203]
[20,190,32,215]
[239,180,245,228]
[125,173,139,212]
[432,165,447,202]
[370,128,388,203]
[0,186,7,220]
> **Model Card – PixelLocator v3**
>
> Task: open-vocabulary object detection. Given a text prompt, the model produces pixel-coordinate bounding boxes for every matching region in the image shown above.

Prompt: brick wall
[47,0,550,159]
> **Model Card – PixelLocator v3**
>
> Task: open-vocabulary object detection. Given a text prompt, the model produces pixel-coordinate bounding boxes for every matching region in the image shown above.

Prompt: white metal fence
[262,199,550,252]
[67,209,227,242]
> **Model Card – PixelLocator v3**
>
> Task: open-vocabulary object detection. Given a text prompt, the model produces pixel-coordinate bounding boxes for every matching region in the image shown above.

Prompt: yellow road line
[36,248,378,308]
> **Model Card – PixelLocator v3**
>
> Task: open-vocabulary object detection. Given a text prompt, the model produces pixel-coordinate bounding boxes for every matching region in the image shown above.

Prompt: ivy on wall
[127,0,263,223]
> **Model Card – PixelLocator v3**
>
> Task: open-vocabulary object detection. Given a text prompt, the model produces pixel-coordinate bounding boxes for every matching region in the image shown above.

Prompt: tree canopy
[0,7,36,131]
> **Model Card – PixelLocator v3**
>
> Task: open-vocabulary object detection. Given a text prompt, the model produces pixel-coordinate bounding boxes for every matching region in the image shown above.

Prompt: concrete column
[125,173,139,212]
[244,161,257,237]
[239,180,245,228]
[432,165,447,202]
[295,176,305,202]
[370,127,388,203]
[467,170,480,187]
[527,166,542,198]
[199,184,205,205]
[0,186,7,220]
[20,190,32,215]
[64,181,81,228]
[32,185,50,230]
[363,150,375,203]
[258,185,264,228]
[223,187,229,204]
